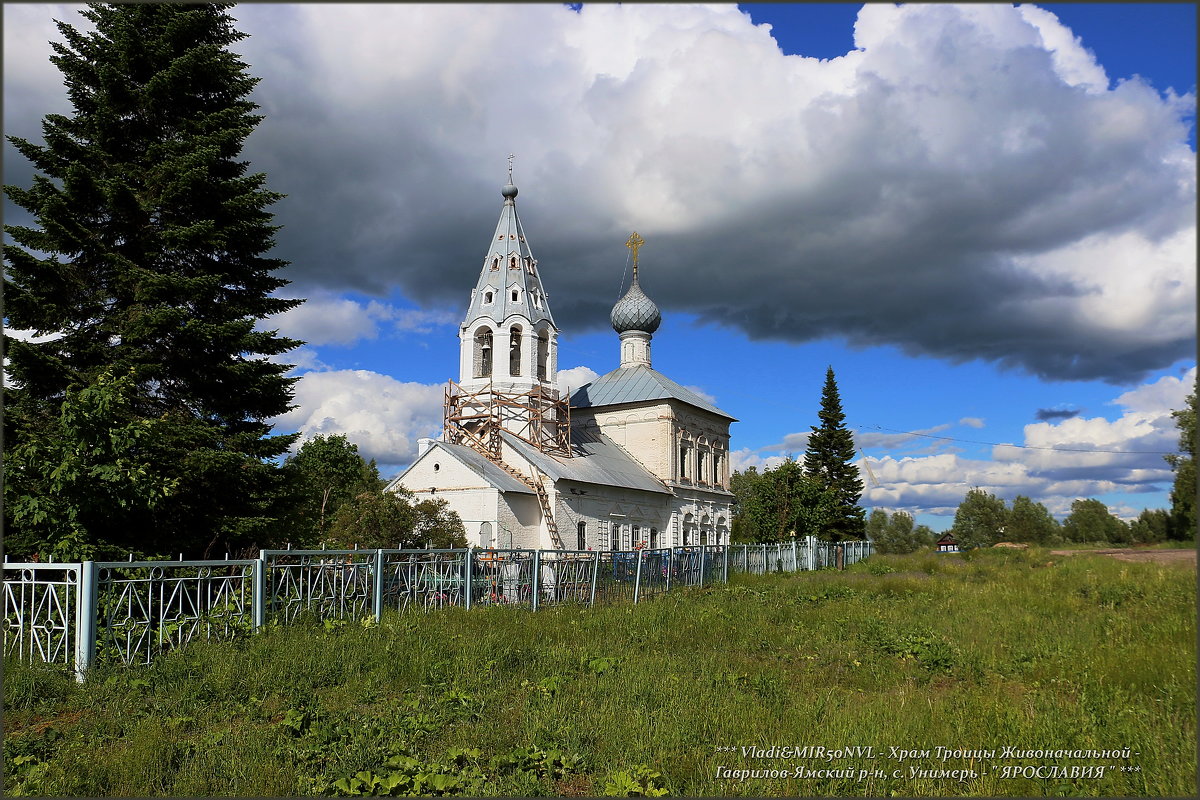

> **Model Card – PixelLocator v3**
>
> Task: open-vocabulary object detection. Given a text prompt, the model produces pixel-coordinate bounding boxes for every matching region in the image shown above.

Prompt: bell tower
[445,163,570,457]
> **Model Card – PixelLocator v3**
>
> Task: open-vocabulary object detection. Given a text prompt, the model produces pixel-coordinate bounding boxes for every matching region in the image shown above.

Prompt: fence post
[531,549,541,613]
[253,552,267,630]
[633,550,644,604]
[665,548,673,593]
[464,549,473,611]
[589,552,599,606]
[699,547,707,586]
[722,546,729,584]
[373,549,384,622]
[74,561,98,683]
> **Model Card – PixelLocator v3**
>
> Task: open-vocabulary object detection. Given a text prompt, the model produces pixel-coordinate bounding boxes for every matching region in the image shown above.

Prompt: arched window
[511,288,519,302]
[649,528,658,549]
[490,257,499,271]
[632,524,641,549]
[474,327,493,378]
[537,329,550,381]
[609,523,619,551]
[510,256,517,269]
[577,521,587,550]
[479,521,492,548]
[484,290,494,304]
[509,325,523,376]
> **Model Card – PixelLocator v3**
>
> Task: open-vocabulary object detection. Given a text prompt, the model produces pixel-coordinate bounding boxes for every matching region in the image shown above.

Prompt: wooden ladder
[488,458,564,550]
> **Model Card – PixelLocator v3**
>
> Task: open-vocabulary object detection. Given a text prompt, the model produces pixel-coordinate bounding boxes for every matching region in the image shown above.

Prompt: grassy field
[4,547,1195,797]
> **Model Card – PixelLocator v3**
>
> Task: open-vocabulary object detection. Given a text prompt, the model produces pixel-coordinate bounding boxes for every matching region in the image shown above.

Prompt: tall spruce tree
[802,366,865,541]
[3,3,301,559]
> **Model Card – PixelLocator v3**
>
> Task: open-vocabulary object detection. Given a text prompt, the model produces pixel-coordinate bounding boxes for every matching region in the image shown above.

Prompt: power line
[857,424,1177,456]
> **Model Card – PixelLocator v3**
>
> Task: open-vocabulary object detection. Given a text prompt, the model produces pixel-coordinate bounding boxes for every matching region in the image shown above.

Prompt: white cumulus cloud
[273,369,445,472]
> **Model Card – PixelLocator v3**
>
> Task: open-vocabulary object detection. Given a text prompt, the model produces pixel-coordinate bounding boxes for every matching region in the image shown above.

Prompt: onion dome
[611,274,661,334]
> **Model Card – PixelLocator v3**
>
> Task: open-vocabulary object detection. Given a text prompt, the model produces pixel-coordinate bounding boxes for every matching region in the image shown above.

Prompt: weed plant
[3,548,1195,796]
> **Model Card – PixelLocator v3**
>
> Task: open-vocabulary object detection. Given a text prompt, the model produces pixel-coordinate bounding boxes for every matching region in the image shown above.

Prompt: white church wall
[499,494,542,548]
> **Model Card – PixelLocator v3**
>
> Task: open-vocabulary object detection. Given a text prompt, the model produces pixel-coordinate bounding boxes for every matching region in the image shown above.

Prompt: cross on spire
[626,231,645,280]
[507,153,515,183]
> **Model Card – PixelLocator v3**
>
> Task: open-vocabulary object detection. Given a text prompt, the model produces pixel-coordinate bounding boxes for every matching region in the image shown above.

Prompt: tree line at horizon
[732,391,1196,552]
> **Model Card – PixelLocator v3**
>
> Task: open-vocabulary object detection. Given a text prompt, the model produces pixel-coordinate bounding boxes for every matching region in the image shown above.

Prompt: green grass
[4,548,1195,796]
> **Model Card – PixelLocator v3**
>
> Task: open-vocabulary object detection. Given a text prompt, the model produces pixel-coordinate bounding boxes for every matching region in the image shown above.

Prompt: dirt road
[1049,548,1196,565]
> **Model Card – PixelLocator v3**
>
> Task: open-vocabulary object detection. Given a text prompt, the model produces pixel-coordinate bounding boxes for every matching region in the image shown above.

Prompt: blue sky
[5,3,1196,531]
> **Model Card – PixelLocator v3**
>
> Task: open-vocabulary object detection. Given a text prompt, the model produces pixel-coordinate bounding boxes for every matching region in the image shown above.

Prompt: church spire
[458,166,559,393]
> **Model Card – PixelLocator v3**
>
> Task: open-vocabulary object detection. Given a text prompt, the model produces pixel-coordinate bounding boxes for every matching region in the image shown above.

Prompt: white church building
[386,174,735,551]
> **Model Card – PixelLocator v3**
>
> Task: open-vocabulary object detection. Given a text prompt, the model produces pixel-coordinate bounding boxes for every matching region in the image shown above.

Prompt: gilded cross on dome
[626,231,645,278]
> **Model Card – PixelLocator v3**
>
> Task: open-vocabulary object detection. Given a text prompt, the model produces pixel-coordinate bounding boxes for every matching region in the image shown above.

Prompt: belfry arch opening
[509,324,523,376]
[537,329,550,381]
[473,327,493,379]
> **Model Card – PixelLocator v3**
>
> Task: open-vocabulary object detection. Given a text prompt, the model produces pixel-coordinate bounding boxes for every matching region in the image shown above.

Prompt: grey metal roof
[500,430,671,495]
[569,365,736,420]
[389,441,534,495]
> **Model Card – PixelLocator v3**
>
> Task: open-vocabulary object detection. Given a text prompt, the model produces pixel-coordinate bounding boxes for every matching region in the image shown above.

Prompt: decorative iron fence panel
[261,550,375,623]
[673,546,724,587]
[93,560,256,666]
[633,549,671,602]
[593,551,639,605]
[471,550,535,608]
[2,564,79,669]
[538,551,599,606]
[382,550,467,612]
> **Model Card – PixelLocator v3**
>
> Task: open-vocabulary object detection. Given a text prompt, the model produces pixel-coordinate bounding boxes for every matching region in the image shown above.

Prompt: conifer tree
[4,3,300,559]
[803,366,866,541]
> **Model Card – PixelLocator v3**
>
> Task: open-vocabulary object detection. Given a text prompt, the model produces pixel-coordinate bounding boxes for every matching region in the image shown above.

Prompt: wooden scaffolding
[443,380,571,549]
[443,380,571,459]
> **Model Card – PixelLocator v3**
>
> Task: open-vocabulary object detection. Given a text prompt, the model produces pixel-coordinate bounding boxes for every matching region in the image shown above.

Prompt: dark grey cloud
[1035,407,1082,422]
[5,3,1194,384]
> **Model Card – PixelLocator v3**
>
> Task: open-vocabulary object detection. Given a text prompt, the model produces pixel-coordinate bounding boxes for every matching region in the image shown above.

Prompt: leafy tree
[913,524,937,549]
[2,369,178,560]
[1062,499,1130,544]
[280,435,382,545]
[3,3,300,558]
[868,510,936,554]
[1130,508,1170,544]
[730,466,765,543]
[802,366,865,542]
[1164,378,1196,540]
[949,489,1009,550]
[730,459,835,543]
[327,488,467,550]
[865,509,889,548]
[1006,495,1059,544]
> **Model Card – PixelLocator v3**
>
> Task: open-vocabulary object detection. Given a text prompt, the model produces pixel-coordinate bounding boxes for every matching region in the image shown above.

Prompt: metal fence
[3,538,870,679]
